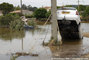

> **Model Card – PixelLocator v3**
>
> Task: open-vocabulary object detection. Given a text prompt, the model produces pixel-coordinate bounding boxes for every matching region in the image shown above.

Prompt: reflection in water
[0,28,25,40]
[22,38,23,51]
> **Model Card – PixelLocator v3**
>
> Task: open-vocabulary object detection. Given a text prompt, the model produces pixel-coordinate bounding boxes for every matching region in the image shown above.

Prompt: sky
[0,0,89,7]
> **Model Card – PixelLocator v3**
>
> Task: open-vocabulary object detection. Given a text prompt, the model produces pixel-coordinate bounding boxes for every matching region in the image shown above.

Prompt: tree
[27,5,37,11]
[65,5,72,7]
[83,6,89,17]
[77,5,86,11]
[14,5,21,10]
[46,10,51,18]
[0,2,14,15]
[34,8,47,19]
[22,4,27,10]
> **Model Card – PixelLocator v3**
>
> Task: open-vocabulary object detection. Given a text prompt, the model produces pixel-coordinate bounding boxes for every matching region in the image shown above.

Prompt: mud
[83,32,89,38]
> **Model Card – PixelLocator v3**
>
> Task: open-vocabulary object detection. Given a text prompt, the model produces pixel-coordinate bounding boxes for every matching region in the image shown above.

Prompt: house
[10,10,33,15]
[22,10,33,15]
[0,10,3,16]
[44,7,51,11]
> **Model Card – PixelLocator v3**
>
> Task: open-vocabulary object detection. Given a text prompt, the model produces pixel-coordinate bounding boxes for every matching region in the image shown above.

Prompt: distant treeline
[15,4,37,12]
[0,2,89,21]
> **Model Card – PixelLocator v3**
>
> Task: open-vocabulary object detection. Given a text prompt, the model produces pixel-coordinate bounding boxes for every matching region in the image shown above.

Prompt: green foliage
[82,16,89,21]
[34,8,47,19]
[0,28,25,40]
[46,10,51,18]
[65,5,72,7]
[0,2,14,15]
[83,6,89,17]
[9,19,24,30]
[57,6,60,9]
[25,14,33,18]
[0,13,20,26]
[27,5,37,12]
[22,4,27,10]
[22,4,37,12]
[77,5,86,11]
[27,20,36,27]
[14,5,21,10]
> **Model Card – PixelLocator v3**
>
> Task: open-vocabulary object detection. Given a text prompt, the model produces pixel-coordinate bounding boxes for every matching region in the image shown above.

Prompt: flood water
[0,23,89,60]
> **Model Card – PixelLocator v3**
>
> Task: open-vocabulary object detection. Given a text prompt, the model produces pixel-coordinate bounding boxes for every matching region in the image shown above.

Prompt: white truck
[57,7,83,39]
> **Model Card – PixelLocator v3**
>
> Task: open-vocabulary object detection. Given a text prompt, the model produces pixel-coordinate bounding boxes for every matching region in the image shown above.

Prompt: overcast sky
[0,0,89,7]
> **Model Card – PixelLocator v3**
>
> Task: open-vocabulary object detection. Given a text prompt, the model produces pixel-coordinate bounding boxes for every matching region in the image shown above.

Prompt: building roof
[10,10,33,15]
[10,10,33,13]
[44,7,51,9]
[10,10,21,13]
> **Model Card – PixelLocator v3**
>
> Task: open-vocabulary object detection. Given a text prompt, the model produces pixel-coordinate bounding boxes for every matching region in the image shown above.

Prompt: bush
[82,16,89,21]
[9,19,24,30]
[0,2,14,15]
[83,6,89,17]
[25,14,33,18]
[27,20,36,27]
[34,8,47,19]
[46,10,51,18]
[0,13,20,26]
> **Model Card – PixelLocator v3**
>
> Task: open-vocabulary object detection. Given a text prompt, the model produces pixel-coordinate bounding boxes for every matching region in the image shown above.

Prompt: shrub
[25,14,33,18]
[0,13,20,26]
[0,2,14,15]
[27,20,36,27]
[34,8,47,19]
[83,6,89,17]
[46,10,51,18]
[9,19,24,30]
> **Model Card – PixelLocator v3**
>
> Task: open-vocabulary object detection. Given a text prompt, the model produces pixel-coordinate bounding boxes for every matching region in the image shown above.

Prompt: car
[57,7,83,40]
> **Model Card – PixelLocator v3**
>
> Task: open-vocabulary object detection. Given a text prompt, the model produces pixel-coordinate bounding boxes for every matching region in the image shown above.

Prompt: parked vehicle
[57,7,83,39]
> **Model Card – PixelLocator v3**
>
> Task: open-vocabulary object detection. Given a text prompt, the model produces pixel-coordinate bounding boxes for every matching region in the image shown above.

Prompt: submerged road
[0,23,89,60]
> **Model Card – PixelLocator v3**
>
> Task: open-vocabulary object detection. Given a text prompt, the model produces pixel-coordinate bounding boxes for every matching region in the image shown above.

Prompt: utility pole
[20,0,23,14]
[78,0,80,11]
[51,0,58,41]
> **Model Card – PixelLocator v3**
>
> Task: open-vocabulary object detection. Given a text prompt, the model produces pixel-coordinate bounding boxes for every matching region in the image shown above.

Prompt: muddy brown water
[0,23,89,60]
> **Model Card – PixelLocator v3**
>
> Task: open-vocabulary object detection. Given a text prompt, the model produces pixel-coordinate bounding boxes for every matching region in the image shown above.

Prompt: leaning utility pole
[51,0,58,41]
[20,0,23,14]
